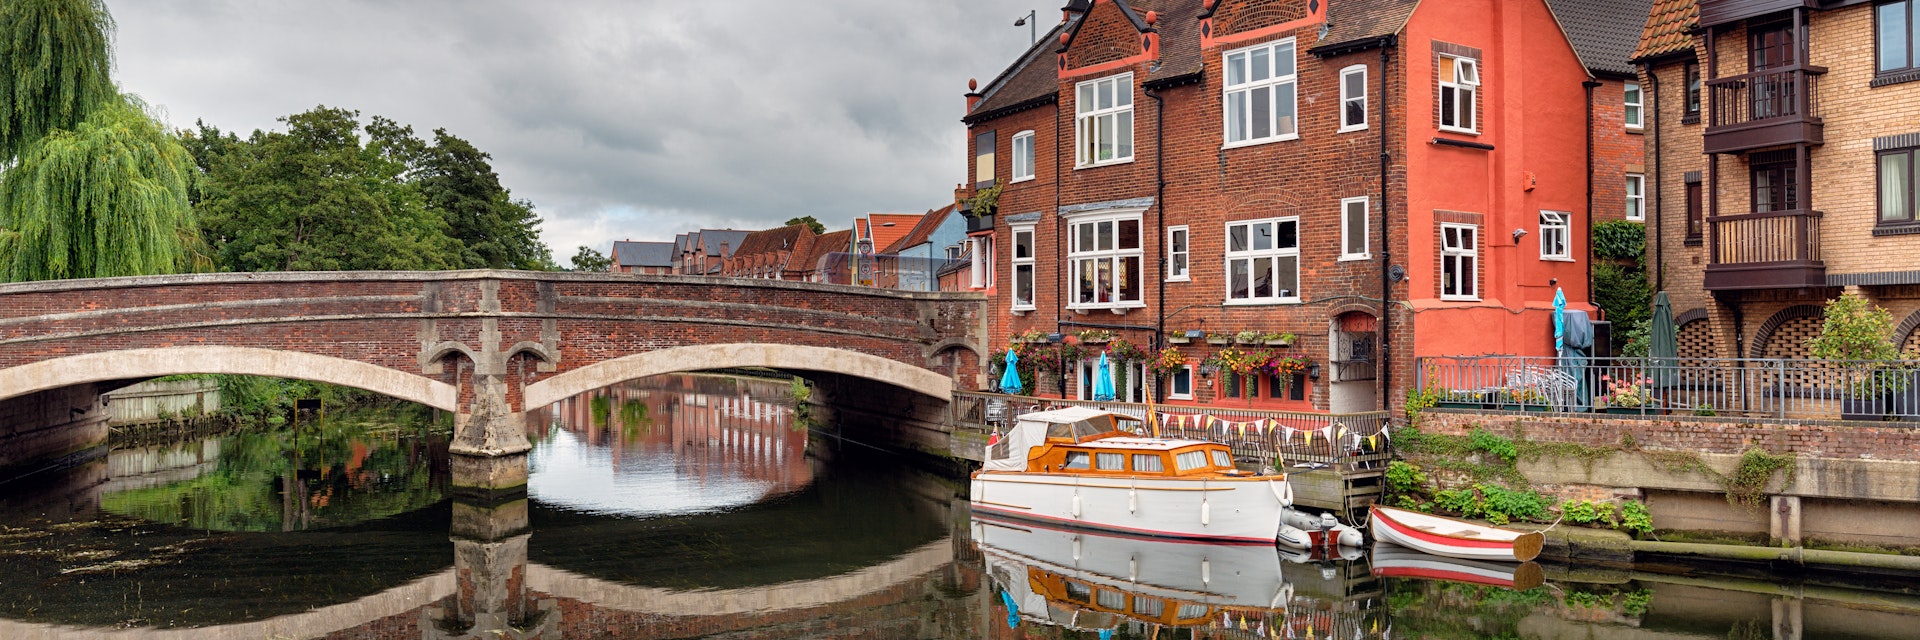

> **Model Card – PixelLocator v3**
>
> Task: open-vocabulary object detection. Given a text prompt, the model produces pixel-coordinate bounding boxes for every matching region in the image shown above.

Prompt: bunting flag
[1283,426,1296,441]
[1303,429,1313,446]
[1366,434,1378,450]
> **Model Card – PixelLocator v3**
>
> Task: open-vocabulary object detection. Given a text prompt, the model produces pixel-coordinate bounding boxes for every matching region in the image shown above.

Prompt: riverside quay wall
[1416,410,1920,549]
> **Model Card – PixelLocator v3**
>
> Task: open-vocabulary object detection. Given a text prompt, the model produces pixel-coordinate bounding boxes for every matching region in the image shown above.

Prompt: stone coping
[0,269,989,301]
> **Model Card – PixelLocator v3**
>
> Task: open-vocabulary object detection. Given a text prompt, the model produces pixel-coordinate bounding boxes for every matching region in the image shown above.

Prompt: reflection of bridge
[0,271,986,487]
[533,377,812,496]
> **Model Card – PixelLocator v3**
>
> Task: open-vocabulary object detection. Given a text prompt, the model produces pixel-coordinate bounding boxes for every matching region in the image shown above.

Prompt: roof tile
[1633,0,1698,63]
[1546,0,1656,76]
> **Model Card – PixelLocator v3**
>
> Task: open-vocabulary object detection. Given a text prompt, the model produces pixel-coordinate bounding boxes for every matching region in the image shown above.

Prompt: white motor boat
[970,407,1295,544]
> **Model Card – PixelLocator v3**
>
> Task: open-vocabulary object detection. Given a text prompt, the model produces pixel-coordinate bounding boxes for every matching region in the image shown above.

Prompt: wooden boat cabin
[983,407,1252,478]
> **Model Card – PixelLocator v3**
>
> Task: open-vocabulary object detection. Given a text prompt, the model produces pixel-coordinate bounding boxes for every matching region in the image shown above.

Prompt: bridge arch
[0,346,458,410]
[523,343,951,410]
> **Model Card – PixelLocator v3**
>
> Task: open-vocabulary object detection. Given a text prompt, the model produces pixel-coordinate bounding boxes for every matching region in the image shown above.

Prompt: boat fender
[1275,523,1311,550]
[1201,499,1211,526]
[1072,494,1083,519]
[1201,557,1211,584]
[1128,485,1137,514]
[1129,556,1138,582]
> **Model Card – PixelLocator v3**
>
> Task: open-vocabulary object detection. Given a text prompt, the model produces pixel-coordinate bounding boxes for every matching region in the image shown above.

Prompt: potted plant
[1500,386,1551,411]
[1206,332,1230,345]
[1234,330,1261,345]
[1599,374,1655,413]
[1434,390,1485,409]
[1807,293,1910,421]
[1150,347,1186,383]
[1169,328,1200,345]
[1076,329,1116,345]
[1012,329,1048,344]
[1262,332,1295,347]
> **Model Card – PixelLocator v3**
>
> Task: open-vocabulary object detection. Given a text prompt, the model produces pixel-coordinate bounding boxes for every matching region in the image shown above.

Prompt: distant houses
[599,208,969,290]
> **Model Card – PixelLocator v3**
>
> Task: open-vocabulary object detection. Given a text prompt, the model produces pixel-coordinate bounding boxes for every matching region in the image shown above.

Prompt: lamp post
[1014,10,1037,45]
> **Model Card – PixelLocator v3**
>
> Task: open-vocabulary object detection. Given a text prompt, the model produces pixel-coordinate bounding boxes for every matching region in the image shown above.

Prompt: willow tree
[0,0,118,164]
[0,96,204,280]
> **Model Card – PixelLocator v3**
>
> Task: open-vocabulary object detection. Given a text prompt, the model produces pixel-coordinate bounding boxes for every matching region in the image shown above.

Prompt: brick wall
[1419,409,1920,463]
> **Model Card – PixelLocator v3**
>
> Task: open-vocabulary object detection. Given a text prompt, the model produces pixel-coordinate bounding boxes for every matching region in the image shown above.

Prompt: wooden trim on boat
[975,499,1033,510]
[975,476,1245,491]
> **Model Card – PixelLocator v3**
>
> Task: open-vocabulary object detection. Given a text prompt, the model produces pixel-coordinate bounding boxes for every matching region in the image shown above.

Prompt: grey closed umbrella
[1649,291,1678,387]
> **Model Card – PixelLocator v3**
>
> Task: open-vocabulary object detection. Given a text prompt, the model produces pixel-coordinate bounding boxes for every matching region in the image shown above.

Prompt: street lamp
[1014,10,1036,45]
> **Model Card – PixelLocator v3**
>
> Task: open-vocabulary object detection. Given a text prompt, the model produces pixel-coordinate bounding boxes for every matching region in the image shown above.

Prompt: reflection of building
[530,375,812,496]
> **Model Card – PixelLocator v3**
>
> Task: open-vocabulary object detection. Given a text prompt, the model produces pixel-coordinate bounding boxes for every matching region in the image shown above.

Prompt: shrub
[1620,500,1653,535]
[1386,460,1429,495]
[1469,427,1518,462]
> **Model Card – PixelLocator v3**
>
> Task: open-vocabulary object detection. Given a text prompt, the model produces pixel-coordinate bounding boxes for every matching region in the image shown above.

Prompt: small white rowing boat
[1369,504,1543,562]
[1370,543,1545,589]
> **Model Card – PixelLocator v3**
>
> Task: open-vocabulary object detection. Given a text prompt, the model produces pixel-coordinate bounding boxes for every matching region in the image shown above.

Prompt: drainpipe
[1147,85,1166,353]
[1585,79,1600,305]
[1647,63,1663,290]
[1377,40,1395,412]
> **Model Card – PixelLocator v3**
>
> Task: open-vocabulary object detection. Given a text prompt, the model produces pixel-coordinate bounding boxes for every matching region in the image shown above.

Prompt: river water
[0,374,1915,639]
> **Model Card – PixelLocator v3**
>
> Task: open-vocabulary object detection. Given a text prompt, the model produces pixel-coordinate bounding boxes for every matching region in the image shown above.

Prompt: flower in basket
[1234,330,1261,343]
[1013,329,1047,344]
[1264,355,1309,380]
[1075,329,1117,343]
[1600,374,1652,408]
[1150,347,1186,378]
[1111,338,1148,363]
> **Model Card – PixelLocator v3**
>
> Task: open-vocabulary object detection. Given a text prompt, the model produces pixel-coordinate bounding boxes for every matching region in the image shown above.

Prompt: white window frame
[1169,364,1194,400]
[967,236,994,289]
[1439,55,1480,134]
[1539,210,1572,261]
[1626,173,1646,221]
[1222,38,1300,148]
[1623,82,1644,129]
[1441,223,1480,301]
[1065,209,1147,311]
[1223,216,1301,305]
[1166,225,1190,281]
[1339,64,1368,133]
[1340,197,1370,260]
[1010,225,1035,311]
[1075,73,1135,167]
[1077,358,1147,402]
[1011,130,1036,183]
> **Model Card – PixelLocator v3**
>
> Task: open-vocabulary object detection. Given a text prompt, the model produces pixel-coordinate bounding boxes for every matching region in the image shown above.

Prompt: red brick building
[718,224,819,280]
[609,240,675,274]
[958,0,1633,412]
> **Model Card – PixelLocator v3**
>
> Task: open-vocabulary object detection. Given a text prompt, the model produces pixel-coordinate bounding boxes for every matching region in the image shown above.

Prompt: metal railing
[1415,355,1920,422]
[952,391,1393,471]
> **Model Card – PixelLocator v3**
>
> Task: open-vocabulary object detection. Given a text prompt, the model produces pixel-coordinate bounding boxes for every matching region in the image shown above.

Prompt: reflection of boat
[970,407,1294,544]
[975,512,1388,637]
[1371,543,1545,590]
[1369,504,1543,562]
[974,512,1289,630]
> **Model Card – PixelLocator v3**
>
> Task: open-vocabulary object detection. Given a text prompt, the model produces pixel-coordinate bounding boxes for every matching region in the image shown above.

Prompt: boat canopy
[983,407,1130,472]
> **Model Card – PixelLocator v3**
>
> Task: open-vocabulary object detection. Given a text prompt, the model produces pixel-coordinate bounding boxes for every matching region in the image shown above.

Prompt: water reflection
[5,375,1920,638]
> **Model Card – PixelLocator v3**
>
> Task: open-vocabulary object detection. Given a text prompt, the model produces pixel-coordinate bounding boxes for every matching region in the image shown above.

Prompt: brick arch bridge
[0,271,986,487]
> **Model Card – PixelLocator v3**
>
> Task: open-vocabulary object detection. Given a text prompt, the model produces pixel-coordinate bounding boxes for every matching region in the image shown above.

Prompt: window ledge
[1440,296,1482,303]
[1872,223,1920,237]
[1067,302,1147,313]
[1165,275,1191,283]
[1221,134,1301,151]
[1337,124,1368,134]
[1338,254,1372,262]
[1681,114,1700,125]
[1431,137,1494,151]
[1871,71,1920,88]
[1624,218,1646,224]
[1074,158,1136,170]
[1223,299,1303,307]
[1541,256,1576,262]
[1684,237,1703,247]
[1437,126,1480,136]
[1010,175,1035,184]
[1626,127,1645,134]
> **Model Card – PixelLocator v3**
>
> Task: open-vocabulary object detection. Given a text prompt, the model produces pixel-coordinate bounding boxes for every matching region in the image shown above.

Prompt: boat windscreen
[1070,418,1110,440]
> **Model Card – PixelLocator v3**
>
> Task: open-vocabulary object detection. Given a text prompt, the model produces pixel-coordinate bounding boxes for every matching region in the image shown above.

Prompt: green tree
[0,96,205,280]
[0,0,118,164]
[569,245,610,272]
[406,126,552,270]
[192,106,461,272]
[785,215,825,235]
[1808,292,1900,361]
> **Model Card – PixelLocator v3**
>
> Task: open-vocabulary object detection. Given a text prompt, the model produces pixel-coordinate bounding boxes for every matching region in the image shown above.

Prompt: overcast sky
[113,0,1048,257]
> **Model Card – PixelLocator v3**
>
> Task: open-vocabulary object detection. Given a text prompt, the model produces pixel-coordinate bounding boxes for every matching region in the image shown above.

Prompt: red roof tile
[1633,0,1697,62]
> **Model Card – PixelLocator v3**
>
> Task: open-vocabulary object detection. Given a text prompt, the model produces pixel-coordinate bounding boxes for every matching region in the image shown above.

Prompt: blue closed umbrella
[1093,351,1116,401]
[1554,288,1568,352]
[999,349,1023,394]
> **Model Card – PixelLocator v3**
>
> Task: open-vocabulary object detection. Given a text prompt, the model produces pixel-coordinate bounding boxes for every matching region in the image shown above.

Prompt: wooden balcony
[1704,65,1824,154]
[1704,209,1825,290]
[1699,0,1816,28]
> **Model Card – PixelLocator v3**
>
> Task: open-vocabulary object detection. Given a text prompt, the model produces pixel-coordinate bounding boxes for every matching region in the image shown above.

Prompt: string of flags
[1154,412,1392,449]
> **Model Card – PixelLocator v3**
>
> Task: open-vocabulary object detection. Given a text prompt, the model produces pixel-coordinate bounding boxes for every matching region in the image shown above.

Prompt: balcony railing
[1415,355,1920,422]
[1704,208,1824,290]
[1704,65,1824,154]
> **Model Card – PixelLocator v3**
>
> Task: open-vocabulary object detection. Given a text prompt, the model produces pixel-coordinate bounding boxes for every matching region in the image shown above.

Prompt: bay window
[1068,213,1144,309]
[1224,217,1300,304]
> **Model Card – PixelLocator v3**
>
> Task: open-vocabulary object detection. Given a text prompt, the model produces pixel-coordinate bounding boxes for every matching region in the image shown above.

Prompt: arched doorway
[1328,311,1379,413]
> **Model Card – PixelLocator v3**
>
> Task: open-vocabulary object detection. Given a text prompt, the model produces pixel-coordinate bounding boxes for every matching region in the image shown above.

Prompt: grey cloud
[111,0,1047,254]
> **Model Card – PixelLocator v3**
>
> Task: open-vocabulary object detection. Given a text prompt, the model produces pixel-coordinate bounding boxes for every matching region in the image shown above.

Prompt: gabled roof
[694,229,751,257]
[967,21,1069,122]
[882,205,957,254]
[802,229,855,271]
[733,224,813,257]
[1545,0,1655,76]
[865,213,924,253]
[610,241,674,268]
[672,233,689,255]
[1132,0,1203,84]
[1309,0,1420,56]
[1633,0,1698,63]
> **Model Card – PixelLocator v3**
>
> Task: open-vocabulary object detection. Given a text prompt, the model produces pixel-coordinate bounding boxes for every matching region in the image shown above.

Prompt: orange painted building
[957,0,1624,412]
